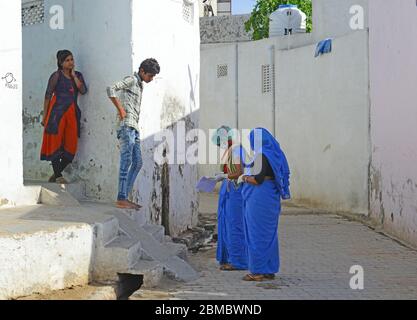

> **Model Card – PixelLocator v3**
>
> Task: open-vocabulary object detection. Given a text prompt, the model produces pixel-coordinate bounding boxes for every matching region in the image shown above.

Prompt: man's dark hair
[140,58,160,75]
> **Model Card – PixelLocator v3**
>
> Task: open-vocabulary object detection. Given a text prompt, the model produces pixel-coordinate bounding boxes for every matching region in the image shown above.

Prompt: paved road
[132,194,417,300]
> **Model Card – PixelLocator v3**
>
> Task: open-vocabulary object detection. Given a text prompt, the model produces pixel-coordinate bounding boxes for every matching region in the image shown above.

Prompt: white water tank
[269,4,307,37]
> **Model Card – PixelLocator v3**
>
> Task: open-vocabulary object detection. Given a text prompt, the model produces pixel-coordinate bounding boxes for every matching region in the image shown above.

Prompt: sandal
[128,201,142,210]
[242,274,269,282]
[220,264,240,271]
[56,177,69,184]
[116,200,138,210]
[48,174,56,183]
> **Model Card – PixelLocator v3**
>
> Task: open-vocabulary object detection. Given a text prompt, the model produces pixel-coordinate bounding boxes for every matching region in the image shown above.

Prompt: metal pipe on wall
[235,43,239,130]
[270,44,277,136]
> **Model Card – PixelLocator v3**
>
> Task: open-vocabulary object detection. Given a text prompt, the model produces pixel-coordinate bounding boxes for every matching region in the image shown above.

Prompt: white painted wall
[0,223,93,299]
[369,0,417,247]
[199,1,371,214]
[132,0,200,235]
[22,0,200,236]
[23,0,133,201]
[0,1,24,208]
[277,31,370,214]
[312,0,369,41]
[199,35,321,180]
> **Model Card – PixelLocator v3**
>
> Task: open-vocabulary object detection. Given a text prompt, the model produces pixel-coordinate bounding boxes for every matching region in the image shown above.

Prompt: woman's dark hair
[140,58,160,75]
[57,50,73,70]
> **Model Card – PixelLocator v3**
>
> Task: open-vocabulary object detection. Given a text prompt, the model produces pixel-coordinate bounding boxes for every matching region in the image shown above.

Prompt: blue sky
[232,0,257,15]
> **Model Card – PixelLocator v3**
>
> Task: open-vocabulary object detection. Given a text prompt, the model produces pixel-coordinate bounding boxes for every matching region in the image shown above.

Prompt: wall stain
[161,95,185,129]
[22,109,42,131]
[323,144,331,153]
[161,162,170,235]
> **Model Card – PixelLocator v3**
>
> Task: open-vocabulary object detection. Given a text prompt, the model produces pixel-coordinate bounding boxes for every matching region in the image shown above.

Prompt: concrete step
[25,180,87,204]
[129,260,164,289]
[39,184,81,206]
[164,241,188,261]
[122,210,147,227]
[95,216,120,246]
[0,213,94,300]
[143,224,166,243]
[93,235,142,282]
[108,211,199,282]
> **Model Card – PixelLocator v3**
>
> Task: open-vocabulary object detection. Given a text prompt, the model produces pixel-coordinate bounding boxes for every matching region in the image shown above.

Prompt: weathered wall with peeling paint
[0,1,24,207]
[131,0,200,235]
[369,0,417,247]
[22,0,133,200]
[200,14,252,44]
[22,0,200,236]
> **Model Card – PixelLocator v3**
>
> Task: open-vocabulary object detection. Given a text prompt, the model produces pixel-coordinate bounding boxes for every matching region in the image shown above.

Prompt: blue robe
[242,181,280,274]
[216,145,248,269]
[242,128,291,275]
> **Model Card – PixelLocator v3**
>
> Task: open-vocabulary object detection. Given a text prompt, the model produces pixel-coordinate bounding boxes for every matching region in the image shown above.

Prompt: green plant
[245,0,313,40]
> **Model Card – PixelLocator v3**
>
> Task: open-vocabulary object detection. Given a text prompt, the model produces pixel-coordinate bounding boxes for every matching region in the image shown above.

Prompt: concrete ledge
[0,221,94,300]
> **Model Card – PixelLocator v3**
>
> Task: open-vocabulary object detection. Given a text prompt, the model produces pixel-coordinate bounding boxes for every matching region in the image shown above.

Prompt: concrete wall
[22,0,200,236]
[277,31,370,214]
[369,0,417,247]
[0,223,93,299]
[132,0,200,235]
[199,34,323,180]
[22,0,133,201]
[0,1,24,208]
[312,0,369,41]
[199,1,371,214]
[200,14,252,44]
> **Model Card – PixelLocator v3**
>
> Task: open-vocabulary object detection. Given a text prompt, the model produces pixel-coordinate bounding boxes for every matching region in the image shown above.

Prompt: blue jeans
[117,126,143,201]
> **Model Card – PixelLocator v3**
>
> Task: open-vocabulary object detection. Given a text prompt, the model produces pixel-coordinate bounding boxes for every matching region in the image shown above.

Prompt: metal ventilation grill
[182,1,194,25]
[217,64,228,78]
[22,0,45,27]
[262,64,275,94]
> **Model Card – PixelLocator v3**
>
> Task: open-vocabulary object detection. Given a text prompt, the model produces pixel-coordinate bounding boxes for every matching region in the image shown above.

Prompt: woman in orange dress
[40,50,87,184]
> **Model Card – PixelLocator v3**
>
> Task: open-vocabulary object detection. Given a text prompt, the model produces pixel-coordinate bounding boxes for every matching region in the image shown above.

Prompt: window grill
[182,1,194,25]
[217,64,228,78]
[262,64,275,94]
[22,0,45,27]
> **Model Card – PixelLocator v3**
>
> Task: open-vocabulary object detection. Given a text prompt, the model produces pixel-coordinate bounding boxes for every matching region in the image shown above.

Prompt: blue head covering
[248,128,291,200]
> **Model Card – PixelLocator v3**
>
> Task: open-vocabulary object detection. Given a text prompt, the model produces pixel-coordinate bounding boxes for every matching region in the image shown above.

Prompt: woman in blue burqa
[212,126,248,271]
[239,128,291,281]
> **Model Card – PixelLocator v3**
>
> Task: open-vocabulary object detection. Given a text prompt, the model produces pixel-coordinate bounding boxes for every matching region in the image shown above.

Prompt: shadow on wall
[22,108,201,237]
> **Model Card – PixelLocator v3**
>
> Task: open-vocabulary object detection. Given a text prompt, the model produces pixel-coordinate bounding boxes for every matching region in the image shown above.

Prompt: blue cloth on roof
[315,38,332,57]
[241,128,291,275]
